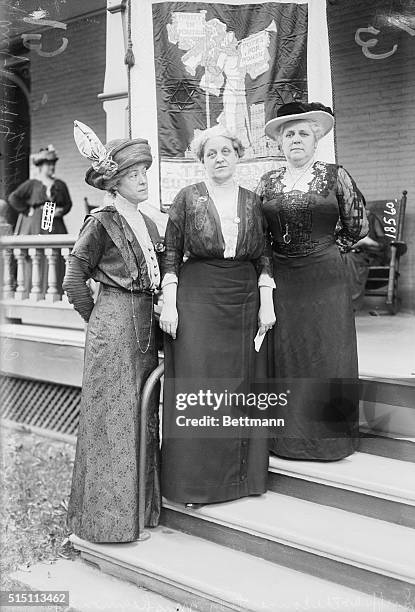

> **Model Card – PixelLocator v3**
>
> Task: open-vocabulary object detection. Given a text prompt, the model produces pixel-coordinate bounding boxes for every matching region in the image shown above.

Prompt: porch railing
[1,234,76,304]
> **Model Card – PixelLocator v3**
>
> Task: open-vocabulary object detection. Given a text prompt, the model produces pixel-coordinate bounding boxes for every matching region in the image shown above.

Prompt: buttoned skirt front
[161,259,269,504]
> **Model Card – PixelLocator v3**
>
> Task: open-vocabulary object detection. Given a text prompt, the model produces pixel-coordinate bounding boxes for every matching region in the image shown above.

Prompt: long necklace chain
[278,160,315,245]
[119,214,154,354]
[130,285,153,354]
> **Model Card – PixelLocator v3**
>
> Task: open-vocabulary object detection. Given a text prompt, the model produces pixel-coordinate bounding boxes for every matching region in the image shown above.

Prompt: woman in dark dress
[8,146,72,294]
[160,125,275,506]
[9,145,72,235]
[258,102,368,461]
[63,121,162,542]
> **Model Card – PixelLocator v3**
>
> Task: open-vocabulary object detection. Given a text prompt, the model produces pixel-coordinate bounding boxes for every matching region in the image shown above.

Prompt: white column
[1,249,15,299]
[13,248,29,300]
[100,0,129,140]
[129,0,160,211]
[61,247,70,303]
[307,0,335,163]
[28,248,44,301]
[44,248,60,303]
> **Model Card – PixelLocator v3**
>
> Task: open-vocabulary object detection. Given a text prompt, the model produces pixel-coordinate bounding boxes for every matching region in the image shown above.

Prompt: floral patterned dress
[257,162,368,460]
[64,206,162,542]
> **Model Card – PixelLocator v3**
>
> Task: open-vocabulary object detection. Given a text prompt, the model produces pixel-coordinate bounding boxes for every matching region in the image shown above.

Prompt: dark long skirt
[267,244,359,460]
[342,250,370,309]
[161,259,269,504]
[67,285,161,542]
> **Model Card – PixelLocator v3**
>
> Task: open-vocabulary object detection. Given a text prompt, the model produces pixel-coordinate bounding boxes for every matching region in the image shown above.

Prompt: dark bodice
[162,182,272,278]
[70,206,161,291]
[258,162,368,257]
[8,178,72,235]
[9,178,72,213]
[63,206,162,321]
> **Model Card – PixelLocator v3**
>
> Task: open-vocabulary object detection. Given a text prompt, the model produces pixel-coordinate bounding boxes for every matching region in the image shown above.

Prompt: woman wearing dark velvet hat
[257,102,368,461]
[63,121,162,542]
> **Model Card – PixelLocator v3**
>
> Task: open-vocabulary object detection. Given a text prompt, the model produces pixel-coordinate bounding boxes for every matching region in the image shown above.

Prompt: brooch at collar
[154,240,165,253]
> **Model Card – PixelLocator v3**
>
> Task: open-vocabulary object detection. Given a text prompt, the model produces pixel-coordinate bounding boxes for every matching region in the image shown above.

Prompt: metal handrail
[138,359,165,541]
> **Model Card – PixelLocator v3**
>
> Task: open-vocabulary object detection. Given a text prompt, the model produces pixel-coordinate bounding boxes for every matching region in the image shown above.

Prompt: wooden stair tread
[163,492,415,584]
[70,528,404,611]
[269,452,415,504]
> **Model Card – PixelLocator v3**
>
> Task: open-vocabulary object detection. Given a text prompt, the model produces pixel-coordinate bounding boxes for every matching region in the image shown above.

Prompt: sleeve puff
[8,180,33,214]
[55,180,72,215]
[161,188,187,282]
[62,216,107,321]
[335,166,369,252]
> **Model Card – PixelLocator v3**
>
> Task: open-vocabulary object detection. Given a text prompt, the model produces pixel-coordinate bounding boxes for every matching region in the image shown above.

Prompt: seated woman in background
[63,121,162,542]
[258,102,368,462]
[160,125,275,507]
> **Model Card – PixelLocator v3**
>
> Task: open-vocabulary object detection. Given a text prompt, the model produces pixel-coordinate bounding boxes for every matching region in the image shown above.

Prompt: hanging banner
[152,2,308,207]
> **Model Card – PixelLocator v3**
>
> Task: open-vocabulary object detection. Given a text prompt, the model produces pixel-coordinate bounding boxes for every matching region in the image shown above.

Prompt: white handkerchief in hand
[254,329,266,352]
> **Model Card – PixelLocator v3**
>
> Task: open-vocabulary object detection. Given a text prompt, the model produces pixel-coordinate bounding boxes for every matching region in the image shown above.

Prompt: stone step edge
[268,453,415,506]
[9,557,188,612]
[162,494,415,585]
[77,548,239,612]
[359,375,415,386]
[360,426,415,443]
[0,323,85,347]
[69,529,404,612]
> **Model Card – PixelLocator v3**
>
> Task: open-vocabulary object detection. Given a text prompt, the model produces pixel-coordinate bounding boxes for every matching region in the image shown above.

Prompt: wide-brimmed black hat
[265,102,334,141]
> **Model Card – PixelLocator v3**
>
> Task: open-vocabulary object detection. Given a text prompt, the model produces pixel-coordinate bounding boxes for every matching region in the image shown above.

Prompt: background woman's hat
[265,102,334,141]
[32,145,58,166]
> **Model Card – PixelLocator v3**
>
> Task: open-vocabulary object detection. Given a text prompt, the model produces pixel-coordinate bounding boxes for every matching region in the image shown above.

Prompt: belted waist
[100,284,154,296]
[273,237,335,258]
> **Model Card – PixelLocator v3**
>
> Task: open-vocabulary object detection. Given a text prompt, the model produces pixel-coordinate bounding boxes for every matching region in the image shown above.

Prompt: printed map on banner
[152,2,308,207]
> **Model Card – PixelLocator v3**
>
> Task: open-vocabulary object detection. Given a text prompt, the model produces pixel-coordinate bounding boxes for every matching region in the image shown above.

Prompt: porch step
[0,324,84,387]
[1,298,84,330]
[0,323,85,346]
[359,429,415,462]
[355,313,415,381]
[70,528,406,612]
[10,557,185,612]
[162,492,415,607]
[359,377,415,440]
[268,452,415,527]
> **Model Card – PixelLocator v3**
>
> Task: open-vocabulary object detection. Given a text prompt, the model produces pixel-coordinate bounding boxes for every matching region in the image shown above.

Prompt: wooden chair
[365,191,407,314]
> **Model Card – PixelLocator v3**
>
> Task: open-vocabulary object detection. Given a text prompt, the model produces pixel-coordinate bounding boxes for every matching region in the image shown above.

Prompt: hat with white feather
[73,120,152,190]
